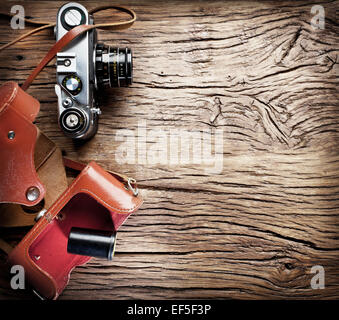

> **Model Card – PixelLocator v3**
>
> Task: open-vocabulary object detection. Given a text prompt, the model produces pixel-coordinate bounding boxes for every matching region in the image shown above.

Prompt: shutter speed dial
[62,75,82,95]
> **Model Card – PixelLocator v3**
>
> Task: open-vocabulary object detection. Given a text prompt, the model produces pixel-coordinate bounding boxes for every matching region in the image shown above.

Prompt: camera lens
[95,43,132,88]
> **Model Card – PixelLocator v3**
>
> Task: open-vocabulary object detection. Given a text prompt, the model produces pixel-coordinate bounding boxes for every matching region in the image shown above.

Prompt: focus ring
[95,44,133,88]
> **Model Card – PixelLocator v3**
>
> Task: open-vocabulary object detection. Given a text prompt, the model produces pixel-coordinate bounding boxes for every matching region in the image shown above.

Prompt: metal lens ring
[95,43,133,88]
[60,108,86,133]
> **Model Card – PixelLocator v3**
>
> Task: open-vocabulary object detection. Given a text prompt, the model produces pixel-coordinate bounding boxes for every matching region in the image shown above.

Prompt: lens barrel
[95,43,132,88]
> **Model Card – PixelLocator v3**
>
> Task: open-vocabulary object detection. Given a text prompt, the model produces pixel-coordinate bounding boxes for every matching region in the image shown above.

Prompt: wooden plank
[0,0,338,299]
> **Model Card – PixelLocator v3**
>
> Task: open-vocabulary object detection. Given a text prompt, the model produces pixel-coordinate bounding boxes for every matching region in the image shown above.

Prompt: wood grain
[0,0,338,299]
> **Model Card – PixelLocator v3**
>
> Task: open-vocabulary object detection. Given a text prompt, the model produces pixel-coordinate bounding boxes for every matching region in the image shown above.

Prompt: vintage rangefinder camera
[55,2,133,140]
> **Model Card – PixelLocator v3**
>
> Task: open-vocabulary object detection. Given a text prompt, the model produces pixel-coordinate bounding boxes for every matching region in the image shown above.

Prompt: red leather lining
[28,193,114,294]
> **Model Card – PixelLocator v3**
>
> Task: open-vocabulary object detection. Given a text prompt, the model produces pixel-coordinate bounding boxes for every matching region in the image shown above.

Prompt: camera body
[55,2,132,140]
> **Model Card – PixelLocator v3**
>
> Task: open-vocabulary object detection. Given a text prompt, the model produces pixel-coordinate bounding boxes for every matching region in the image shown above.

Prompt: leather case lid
[0,131,68,227]
[8,161,143,299]
[0,82,45,206]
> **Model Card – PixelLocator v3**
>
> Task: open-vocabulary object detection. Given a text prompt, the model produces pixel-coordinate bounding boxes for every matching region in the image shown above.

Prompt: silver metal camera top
[55,2,133,139]
[55,2,99,139]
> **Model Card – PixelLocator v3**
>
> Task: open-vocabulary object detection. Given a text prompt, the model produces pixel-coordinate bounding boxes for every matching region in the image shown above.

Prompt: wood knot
[284,263,294,270]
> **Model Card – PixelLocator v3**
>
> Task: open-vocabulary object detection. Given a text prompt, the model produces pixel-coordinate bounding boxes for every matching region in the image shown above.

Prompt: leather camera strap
[0,5,136,90]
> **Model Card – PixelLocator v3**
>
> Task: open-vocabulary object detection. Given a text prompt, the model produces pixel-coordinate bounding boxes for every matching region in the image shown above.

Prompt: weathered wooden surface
[0,0,338,299]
